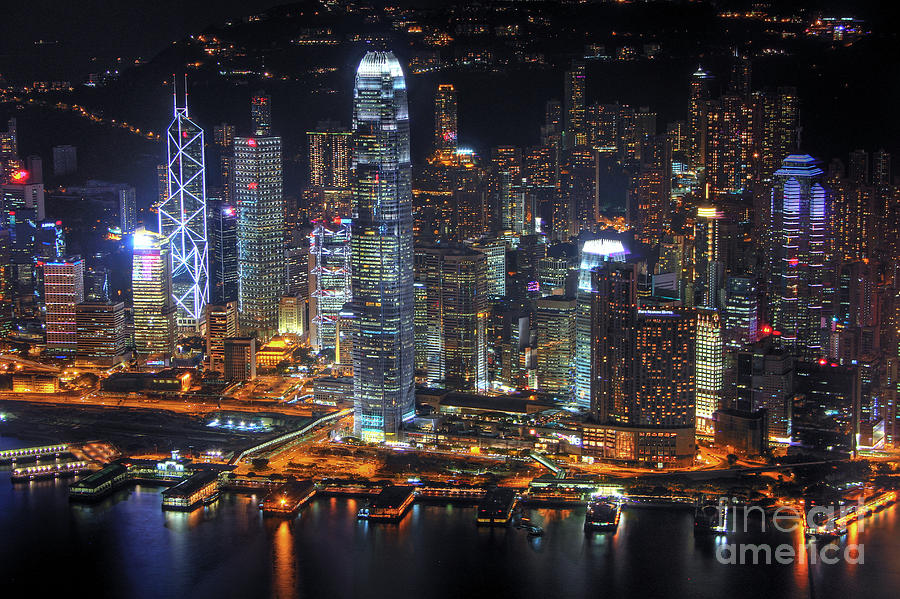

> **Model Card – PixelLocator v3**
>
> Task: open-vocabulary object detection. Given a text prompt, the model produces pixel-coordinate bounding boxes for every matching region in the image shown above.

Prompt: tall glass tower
[350,51,415,442]
[159,83,209,330]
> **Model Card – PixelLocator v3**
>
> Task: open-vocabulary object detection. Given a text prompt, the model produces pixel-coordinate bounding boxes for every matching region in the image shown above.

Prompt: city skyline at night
[1,2,900,598]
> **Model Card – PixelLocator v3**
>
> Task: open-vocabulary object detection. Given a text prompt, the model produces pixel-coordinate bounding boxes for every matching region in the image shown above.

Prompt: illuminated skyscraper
[695,308,724,433]
[310,218,352,352]
[688,67,712,167]
[132,230,176,358]
[206,301,238,372]
[159,83,209,330]
[575,238,628,408]
[564,60,586,148]
[251,91,272,136]
[536,296,576,397]
[75,302,127,366]
[307,120,351,189]
[768,155,830,359]
[44,257,84,354]
[350,51,415,441]
[694,206,724,309]
[414,244,488,392]
[234,133,284,338]
[433,83,458,154]
[207,198,238,305]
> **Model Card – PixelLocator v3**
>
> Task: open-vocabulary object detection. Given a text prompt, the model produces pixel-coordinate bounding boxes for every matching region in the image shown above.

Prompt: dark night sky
[0,1,291,81]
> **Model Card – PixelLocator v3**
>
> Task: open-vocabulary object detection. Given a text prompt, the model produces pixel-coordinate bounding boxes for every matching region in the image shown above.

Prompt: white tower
[159,77,209,330]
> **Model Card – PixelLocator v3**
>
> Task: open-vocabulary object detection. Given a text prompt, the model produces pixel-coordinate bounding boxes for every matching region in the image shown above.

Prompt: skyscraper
[688,67,712,167]
[75,302,127,366]
[768,155,830,359]
[575,238,628,408]
[159,83,209,330]
[44,257,84,354]
[207,199,238,305]
[234,131,284,337]
[536,296,576,397]
[350,51,415,441]
[132,230,176,358]
[206,301,238,372]
[310,218,352,352]
[307,120,351,189]
[251,91,272,137]
[414,244,488,392]
[695,308,724,433]
[433,83,458,154]
[564,60,586,148]
[118,186,136,233]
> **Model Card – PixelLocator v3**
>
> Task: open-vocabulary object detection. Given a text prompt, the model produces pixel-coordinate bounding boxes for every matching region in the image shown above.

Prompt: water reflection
[270,519,298,599]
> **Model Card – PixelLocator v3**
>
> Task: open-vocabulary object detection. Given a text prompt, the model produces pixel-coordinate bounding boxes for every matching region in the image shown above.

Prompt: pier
[806,490,897,538]
[69,463,130,501]
[11,454,89,481]
[0,444,68,464]
[161,470,221,511]
[261,480,317,517]
[358,485,416,522]
[476,487,519,526]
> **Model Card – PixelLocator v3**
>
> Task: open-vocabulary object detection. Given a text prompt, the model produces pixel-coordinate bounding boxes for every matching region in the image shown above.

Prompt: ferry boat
[584,497,621,532]
[805,490,897,539]
[693,501,727,534]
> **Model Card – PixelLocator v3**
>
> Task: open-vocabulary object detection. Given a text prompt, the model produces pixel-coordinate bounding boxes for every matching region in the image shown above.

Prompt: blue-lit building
[158,85,209,331]
[350,51,415,442]
[574,238,628,408]
[767,154,830,359]
[206,198,238,305]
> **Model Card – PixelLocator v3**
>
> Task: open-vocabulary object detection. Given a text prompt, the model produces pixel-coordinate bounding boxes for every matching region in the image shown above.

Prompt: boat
[694,502,727,534]
[527,525,544,537]
[357,507,370,519]
[584,497,621,532]
[203,490,220,505]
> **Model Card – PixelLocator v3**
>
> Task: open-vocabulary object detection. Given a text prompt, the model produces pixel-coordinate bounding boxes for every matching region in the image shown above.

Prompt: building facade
[350,51,415,441]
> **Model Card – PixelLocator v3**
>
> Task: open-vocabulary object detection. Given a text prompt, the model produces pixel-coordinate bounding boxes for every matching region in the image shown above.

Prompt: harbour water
[2,435,899,599]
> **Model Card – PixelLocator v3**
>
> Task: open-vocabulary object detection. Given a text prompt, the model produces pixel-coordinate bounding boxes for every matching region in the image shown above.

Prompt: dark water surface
[2,435,899,599]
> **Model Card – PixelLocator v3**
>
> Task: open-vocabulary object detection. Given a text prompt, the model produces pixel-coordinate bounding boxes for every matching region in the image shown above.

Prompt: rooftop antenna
[172,74,178,114]
[183,74,189,116]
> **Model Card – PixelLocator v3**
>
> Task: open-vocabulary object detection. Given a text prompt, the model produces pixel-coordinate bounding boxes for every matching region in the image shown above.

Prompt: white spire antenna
[183,74,189,116]
[172,74,178,115]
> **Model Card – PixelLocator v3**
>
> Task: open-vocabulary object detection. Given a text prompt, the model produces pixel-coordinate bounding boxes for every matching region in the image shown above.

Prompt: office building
[307,120,351,190]
[43,257,84,354]
[132,230,176,358]
[206,301,238,372]
[251,92,272,136]
[575,238,628,408]
[433,84,458,154]
[695,308,724,433]
[278,295,304,336]
[207,199,238,305]
[52,145,77,176]
[310,218,352,352]
[75,302,127,366]
[414,244,488,392]
[564,60,586,148]
[688,67,712,166]
[235,130,284,337]
[118,186,136,233]
[350,51,415,441]
[536,296,576,397]
[767,155,830,359]
[159,85,209,330]
[224,336,256,381]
